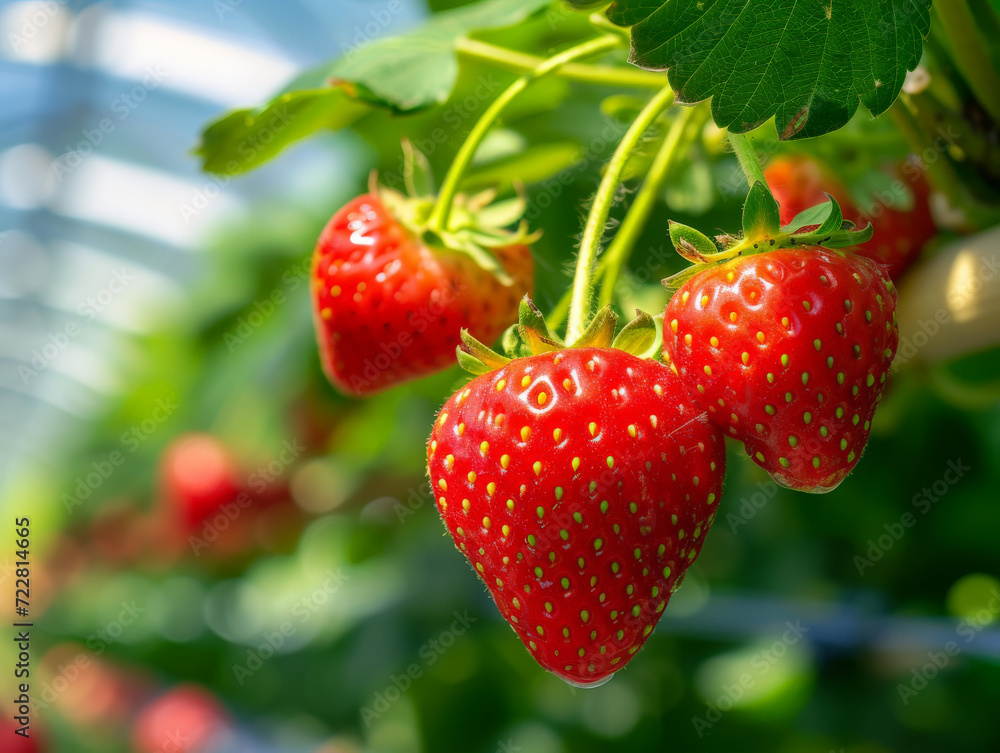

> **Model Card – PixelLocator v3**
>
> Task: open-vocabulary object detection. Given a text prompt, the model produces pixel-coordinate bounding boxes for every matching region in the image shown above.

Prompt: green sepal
[785,195,874,248]
[611,310,657,356]
[456,328,511,376]
[519,326,563,354]
[669,220,718,263]
[570,306,618,349]
[376,175,539,289]
[517,295,552,340]
[443,232,516,286]
[402,139,434,198]
[789,221,875,249]
[662,265,705,291]
[742,180,781,241]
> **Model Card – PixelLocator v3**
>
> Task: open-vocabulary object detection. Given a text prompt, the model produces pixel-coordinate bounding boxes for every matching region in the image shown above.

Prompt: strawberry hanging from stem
[663,183,898,492]
[428,299,726,686]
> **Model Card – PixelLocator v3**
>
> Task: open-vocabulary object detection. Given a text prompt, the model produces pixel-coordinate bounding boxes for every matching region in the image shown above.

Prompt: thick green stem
[597,104,706,309]
[565,85,676,343]
[727,130,769,190]
[934,1,1000,124]
[427,36,621,234]
[454,38,663,90]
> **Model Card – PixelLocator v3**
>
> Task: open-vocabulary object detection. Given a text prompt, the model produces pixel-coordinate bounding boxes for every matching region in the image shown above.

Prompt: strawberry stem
[454,38,663,90]
[727,129,770,192]
[597,103,707,309]
[933,0,1000,125]
[565,85,676,343]
[426,35,622,236]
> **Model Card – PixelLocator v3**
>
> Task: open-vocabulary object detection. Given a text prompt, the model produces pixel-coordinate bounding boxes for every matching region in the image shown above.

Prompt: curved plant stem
[565,85,676,343]
[454,38,662,90]
[427,35,621,234]
[933,1,1000,124]
[727,129,769,190]
[597,104,706,309]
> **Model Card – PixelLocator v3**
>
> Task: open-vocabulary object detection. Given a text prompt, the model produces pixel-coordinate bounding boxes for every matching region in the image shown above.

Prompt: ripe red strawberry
[427,344,725,686]
[664,247,898,492]
[132,685,229,753]
[312,191,534,395]
[160,433,240,531]
[853,167,937,281]
[765,155,936,280]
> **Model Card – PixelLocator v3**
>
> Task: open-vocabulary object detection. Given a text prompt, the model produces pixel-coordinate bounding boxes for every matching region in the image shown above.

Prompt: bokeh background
[1,1,999,752]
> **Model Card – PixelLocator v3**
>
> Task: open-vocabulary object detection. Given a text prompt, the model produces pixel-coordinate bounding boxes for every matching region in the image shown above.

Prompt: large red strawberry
[765,155,936,281]
[427,308,725,686]
[312,182,534,396]
[663,191,898,492]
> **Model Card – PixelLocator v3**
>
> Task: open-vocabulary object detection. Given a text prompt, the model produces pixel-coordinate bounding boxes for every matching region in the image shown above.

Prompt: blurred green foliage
[6,2,1000,753]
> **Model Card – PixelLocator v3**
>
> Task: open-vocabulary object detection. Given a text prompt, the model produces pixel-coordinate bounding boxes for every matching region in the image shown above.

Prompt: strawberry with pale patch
[662,185,898,492]
[427,303,725,686]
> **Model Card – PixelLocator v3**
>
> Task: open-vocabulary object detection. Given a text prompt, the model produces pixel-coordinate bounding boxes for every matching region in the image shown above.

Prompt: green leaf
[611,310,657,356]
[668,221,718,263]
[742,181,781,240]
[296,0,552,113]
[196,90,371,175]
[197,0,552,174]
[603,0,933,140]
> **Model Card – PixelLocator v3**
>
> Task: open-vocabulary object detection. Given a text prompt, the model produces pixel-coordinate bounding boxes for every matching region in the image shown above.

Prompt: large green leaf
[197,90,371,175]
[196,0,552,174]
[591,0,932,140]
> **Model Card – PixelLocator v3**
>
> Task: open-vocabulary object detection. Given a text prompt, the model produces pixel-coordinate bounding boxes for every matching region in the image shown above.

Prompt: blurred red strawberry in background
[159,434,241,532]
[132,685,230,753]
[765,154,938,281]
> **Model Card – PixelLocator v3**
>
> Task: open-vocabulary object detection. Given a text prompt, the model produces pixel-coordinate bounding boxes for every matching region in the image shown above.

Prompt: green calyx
[457,296,661,376]
[376,141,539,286]
[663,181,875,289]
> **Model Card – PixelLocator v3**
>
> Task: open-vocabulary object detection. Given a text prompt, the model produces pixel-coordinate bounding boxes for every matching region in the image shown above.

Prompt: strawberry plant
[191,0,1000,689]
[35,3,1000,752]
